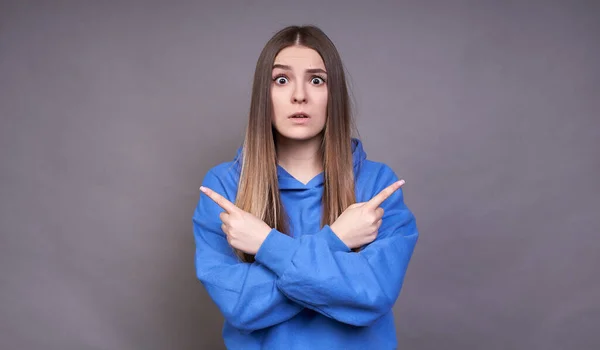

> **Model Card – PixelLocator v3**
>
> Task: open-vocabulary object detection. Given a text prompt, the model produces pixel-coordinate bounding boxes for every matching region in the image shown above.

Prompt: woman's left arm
[255,165,419,327]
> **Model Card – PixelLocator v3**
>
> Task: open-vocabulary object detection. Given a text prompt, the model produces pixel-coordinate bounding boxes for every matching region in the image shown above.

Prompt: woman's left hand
[200,186,272,255]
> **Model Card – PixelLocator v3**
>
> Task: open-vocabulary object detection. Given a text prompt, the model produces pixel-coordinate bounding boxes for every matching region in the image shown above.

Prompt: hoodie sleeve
[254,165,419,327]
[193,169,305,333]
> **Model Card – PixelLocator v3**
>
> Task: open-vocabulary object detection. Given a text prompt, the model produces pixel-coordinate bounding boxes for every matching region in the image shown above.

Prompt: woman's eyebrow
[272,64,327,74]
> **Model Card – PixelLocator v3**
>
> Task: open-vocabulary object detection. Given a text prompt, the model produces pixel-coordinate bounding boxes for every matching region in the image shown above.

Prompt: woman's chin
[274,129,323,142]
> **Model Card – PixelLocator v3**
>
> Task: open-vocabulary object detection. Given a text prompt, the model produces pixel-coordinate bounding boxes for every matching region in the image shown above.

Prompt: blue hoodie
[192,138,418,350]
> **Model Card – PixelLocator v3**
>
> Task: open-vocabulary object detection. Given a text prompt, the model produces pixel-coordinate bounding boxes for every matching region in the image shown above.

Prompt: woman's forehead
[273,46,325,70]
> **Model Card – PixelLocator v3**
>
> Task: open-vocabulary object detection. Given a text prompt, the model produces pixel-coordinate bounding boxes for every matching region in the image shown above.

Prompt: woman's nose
[292,82,307,103]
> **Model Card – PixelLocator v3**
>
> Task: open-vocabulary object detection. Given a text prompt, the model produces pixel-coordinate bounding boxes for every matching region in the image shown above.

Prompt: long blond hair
[234,25,357,262]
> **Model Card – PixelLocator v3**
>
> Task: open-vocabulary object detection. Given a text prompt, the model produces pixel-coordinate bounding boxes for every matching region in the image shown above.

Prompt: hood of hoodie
[232,138,367,190]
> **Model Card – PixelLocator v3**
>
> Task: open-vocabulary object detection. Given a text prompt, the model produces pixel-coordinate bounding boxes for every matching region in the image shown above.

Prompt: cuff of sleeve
[255,228,300,277]
[318,225,351,252]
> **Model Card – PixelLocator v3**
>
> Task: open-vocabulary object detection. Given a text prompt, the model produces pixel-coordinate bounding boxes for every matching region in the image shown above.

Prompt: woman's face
[271,45,328,141]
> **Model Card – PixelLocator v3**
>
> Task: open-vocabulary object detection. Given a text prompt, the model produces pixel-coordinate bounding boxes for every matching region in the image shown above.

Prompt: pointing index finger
[200,186,237,213]
[365,180,405,209]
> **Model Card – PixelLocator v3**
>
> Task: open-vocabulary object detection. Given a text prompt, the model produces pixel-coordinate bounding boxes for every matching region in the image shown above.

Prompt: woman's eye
[274,76,288,85]
[311,77,325,85]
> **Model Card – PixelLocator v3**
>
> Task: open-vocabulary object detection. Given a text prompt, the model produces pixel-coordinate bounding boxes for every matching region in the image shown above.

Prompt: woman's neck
[275,135,323,184]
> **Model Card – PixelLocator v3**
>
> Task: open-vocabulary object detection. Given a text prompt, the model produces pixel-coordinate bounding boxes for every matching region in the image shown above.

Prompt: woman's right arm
[192,170,303,334]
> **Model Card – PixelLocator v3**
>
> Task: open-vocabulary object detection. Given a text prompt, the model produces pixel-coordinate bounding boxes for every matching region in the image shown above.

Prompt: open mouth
[289,113,310,119]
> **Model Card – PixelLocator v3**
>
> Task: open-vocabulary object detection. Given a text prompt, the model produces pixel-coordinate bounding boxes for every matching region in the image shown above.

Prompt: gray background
[1,0,599,349]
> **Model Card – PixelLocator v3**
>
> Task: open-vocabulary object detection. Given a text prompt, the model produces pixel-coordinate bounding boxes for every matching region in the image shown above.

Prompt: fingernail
[398,180,405,186]
[199,186,206,192]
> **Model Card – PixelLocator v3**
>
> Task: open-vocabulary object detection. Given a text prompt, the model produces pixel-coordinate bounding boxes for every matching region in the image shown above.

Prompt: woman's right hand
[330,180,405,249]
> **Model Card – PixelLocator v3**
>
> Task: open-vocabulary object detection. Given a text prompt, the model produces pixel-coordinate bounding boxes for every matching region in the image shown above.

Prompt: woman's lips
[288,112,311,119]
[288,113,311,124]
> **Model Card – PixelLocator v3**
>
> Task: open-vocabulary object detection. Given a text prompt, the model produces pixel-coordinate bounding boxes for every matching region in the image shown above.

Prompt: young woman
[193,25,419,349]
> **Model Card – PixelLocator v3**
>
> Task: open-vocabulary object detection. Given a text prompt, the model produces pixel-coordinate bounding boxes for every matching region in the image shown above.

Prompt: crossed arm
[193,169,418,333]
